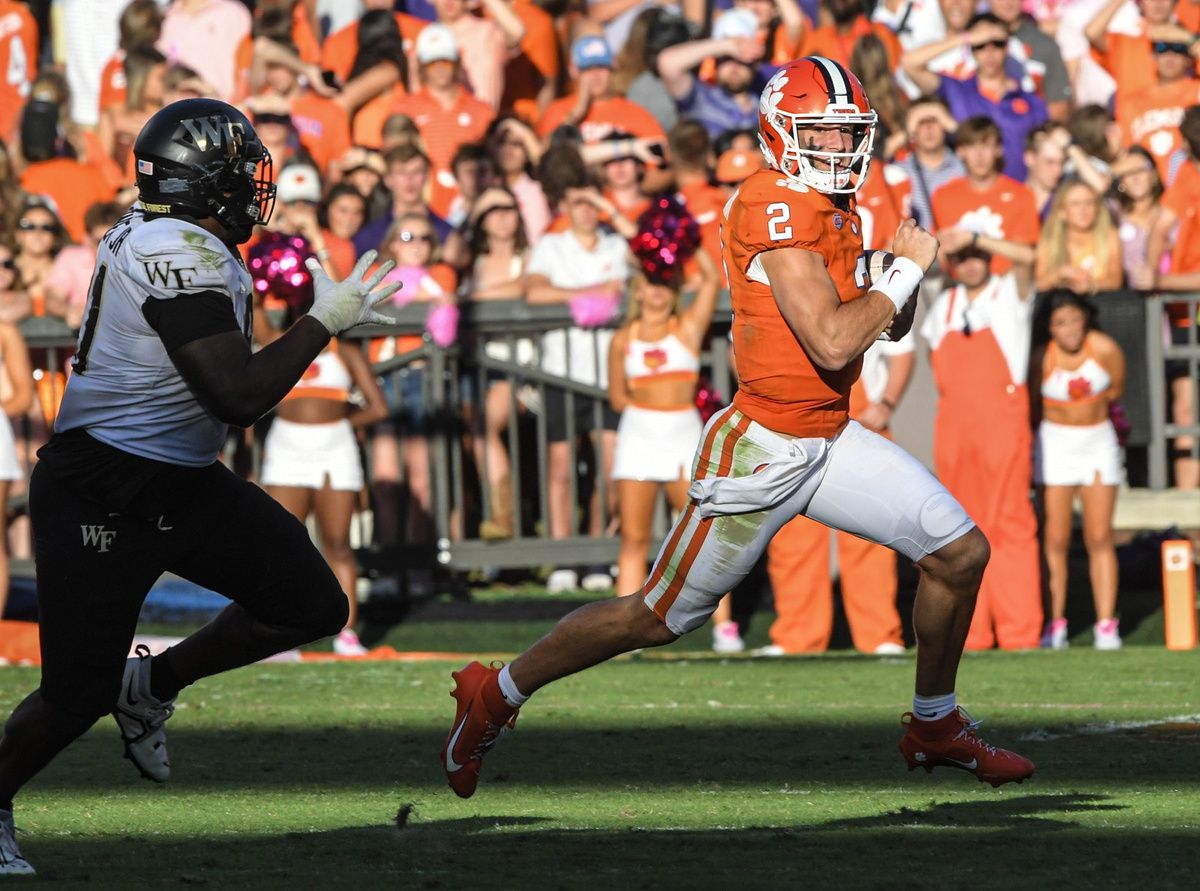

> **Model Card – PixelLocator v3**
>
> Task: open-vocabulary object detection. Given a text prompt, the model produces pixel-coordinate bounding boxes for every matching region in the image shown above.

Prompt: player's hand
[892,219,939,273]
[305,250,401,335]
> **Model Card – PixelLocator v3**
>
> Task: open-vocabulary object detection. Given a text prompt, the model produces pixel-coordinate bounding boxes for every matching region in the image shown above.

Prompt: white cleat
[0,809,34,875]
[712,620,745,654]
[112,645,175,782]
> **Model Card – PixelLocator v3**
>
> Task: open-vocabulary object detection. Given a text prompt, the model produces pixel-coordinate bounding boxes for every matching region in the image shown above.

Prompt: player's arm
[166,252,399,427]
[758,220,936,370]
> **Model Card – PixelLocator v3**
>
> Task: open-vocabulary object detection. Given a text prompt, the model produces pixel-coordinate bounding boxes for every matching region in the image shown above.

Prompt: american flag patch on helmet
[137,159,154,175]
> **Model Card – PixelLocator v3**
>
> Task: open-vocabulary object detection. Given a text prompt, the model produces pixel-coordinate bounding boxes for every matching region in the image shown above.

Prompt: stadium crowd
[0,0,1197,655]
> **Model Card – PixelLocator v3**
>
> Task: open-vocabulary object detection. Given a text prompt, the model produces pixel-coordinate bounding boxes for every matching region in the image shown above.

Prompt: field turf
[3,590,1198,889]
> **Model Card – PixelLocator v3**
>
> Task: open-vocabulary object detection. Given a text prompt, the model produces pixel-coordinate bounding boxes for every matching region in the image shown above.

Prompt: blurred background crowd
[0,0,1197,656]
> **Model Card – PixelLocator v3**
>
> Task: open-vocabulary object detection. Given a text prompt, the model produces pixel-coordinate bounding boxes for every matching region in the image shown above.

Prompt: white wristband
[873,256,924,313]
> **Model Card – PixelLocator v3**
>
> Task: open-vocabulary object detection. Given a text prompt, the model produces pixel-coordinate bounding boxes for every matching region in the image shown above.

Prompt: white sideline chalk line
[1020,713,1200,741]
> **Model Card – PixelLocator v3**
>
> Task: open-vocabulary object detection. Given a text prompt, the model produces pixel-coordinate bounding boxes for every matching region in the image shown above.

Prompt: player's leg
[802,421,1032,785]
[156,463,347,689]
[443,407,808,798]
[765,517,833,653]
[0,463,163,810]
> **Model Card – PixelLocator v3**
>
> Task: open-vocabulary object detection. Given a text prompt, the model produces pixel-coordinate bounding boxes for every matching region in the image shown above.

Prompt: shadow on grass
[21,800,1198,890]
[31,718,1200,794]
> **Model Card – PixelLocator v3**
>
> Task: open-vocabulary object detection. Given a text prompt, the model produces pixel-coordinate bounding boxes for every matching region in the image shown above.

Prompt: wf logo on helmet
[175,116,246,154]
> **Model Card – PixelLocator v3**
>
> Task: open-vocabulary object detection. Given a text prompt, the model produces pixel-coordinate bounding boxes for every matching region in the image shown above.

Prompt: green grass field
[4,590,1199,889]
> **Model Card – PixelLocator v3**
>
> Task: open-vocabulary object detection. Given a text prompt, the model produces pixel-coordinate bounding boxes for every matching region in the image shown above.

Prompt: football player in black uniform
[0,98,401,875]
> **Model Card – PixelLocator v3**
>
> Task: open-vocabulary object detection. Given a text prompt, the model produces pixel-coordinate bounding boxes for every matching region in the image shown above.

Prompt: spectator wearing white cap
[657,8,765,138]
[537,34,666,147]
[271,164,356,280]
[432,0,525,110]
[385,23,496,220]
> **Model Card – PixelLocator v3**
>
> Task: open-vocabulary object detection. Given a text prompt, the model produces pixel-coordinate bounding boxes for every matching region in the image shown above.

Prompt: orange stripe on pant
[647,410,751,622]
[640,406,736,597]
[766,515,903,653]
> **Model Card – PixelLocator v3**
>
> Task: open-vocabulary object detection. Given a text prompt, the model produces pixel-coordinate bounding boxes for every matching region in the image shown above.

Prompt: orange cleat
[441,661,518,799]
[899,707,1035,788]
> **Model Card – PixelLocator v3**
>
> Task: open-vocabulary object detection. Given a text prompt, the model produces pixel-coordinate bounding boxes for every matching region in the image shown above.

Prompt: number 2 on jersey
[766,202,792,241]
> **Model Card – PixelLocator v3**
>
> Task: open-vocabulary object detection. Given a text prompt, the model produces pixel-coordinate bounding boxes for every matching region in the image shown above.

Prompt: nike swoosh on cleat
[944,756,978,770]
[444,706,471,772]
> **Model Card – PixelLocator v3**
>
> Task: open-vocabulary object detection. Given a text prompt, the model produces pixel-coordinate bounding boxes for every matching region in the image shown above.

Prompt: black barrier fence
[9,288,1196,582]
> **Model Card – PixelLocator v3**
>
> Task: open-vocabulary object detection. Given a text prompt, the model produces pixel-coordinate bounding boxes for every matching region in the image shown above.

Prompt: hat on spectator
[276,164,322,204]
[572,35,613,71]
[712,8,759,42]
[416,24,459,65]
[716,148,763,184]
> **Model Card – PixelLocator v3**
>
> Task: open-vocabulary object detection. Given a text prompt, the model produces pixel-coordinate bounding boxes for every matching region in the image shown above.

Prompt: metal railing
[1144,292,1200,489]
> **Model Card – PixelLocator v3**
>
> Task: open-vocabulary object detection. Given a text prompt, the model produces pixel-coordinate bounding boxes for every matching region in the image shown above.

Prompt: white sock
[912,692,956,722]
[497,664,529,708]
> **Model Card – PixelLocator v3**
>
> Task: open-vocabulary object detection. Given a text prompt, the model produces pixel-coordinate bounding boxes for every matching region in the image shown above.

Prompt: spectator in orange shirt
[931,116,1039,290]
[432,0,526,110]
[1117,38,1200,180]
[337,11,412,148]
[668,120,728,278]
[247,100,305,173]
[255,36,352,177]
[271,165,358,279]
[1138,104,1200,488]
[500,0,561,122]
[236,5,334,106]
[735,0,807,67]
[320,0,428,87]
[0,0,37,145]
[1036,181,1124,294]
[1086,0,1199,104]
[540,35,668,145]
[320,183,370,251]
[387,24,496,213]
[96,0,164,121]
[798,0,902,71]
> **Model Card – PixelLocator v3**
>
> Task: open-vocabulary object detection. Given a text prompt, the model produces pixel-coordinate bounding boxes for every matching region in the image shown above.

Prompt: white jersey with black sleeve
[55,206,253,466]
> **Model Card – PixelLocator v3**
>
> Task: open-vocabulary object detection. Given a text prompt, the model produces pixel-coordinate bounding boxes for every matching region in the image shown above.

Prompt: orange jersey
[537,95,665,144]
[723,169,868,438]
[321,12,427,84]
[678,178,728,281]
[20,158,118,243]
[0,0,37,144]
[290,91,352,176]
[1164,158,1200,274]
[99,51,126,115]
[799,17,901,71]
[931,175,1039,276]
[1117,78,1200,179]
[386,88,495,171]
[1101,29,1200,103]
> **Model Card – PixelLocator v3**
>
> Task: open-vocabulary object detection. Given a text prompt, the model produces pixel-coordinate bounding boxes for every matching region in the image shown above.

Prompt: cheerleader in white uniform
[608,199,720,609]
[1032,291,1126,651]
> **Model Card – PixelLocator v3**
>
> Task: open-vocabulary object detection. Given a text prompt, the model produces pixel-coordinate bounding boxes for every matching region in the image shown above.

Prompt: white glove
[305,250,401,335]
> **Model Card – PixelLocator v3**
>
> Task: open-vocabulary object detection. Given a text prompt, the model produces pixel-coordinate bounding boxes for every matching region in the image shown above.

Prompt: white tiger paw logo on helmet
[760,71,789,115]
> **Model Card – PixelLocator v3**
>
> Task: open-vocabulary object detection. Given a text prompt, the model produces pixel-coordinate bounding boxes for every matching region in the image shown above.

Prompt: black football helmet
[133,98,276,243]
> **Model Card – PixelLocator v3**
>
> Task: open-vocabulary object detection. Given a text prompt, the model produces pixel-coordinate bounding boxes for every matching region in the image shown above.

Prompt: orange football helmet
[758,56,877,195]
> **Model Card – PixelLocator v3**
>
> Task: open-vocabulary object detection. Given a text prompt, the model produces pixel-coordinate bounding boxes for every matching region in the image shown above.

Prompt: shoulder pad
[126,219,237,295]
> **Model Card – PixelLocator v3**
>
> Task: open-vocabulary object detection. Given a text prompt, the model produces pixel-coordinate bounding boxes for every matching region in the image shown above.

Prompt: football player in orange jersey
[440,57,1036,800]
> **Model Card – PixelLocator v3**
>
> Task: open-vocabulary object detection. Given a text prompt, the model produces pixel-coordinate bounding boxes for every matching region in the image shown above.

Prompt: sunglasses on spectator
[17,219,57,233]
[397,231,433,243]
[1152,41,1191,55]
[972,39,1008,51]
[0,258,13,269]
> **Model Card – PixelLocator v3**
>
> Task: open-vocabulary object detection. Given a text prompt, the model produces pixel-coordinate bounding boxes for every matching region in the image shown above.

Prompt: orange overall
[930,307,1041,650]
[766,380,905,653]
